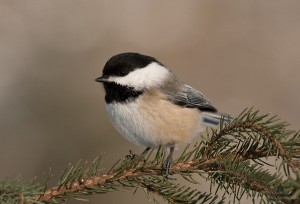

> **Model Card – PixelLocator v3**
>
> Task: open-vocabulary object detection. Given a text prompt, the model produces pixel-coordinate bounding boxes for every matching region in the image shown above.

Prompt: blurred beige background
[0,1,299,203]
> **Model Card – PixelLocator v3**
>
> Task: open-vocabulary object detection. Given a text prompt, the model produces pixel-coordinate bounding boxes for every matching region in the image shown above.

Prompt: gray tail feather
[202,112,232,127]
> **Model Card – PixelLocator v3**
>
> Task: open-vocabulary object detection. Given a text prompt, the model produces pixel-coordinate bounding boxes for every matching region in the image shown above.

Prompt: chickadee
[96,53,224,175]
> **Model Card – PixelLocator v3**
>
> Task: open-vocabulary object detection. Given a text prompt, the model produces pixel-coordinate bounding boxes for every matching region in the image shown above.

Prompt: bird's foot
[125,149,137,160]
[162,154,173,178]
[125,147,151,160]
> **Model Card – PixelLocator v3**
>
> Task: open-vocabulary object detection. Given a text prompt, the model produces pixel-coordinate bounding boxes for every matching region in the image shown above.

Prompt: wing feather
[170,85,217,112]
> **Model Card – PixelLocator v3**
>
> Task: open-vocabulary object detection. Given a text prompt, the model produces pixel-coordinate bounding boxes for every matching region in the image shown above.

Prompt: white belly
[105,96,203,147]
[105,101,154,147]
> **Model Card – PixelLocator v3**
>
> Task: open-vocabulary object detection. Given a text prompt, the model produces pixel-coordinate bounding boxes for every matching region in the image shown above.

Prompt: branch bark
[35,153,288,203]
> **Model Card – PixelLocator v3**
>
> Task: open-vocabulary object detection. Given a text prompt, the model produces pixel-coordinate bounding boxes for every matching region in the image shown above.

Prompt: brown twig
[35,153,285,203]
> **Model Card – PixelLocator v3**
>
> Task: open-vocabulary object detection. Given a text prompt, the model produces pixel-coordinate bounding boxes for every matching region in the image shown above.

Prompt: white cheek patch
[108,62,170,90]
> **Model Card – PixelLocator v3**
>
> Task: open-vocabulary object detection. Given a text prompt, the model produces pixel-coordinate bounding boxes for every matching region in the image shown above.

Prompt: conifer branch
[206,120,298,172]
[1,108,300,204]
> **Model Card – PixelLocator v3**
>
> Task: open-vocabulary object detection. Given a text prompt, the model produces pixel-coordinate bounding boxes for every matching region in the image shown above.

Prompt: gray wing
[170,85,217,112]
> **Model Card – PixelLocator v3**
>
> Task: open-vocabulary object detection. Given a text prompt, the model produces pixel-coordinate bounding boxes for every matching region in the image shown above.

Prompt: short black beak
[95,76,107,83]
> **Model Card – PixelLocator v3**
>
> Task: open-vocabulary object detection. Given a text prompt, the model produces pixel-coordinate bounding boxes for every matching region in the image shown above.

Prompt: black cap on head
[102,53,161,77]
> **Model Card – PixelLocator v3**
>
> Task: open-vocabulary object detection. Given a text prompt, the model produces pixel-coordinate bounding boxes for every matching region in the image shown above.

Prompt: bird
[95,52,225,176]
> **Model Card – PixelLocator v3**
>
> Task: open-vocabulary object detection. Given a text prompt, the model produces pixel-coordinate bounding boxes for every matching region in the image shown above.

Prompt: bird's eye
[120,71,128,76]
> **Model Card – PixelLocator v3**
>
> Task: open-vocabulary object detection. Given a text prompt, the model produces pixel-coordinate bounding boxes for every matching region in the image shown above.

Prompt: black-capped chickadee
[96,53,225,175]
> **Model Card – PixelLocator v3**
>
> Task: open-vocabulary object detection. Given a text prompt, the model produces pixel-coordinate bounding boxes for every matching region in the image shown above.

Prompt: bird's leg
[162,146,175,177]
[141,147,151,156]
[140,147,151,162]
[125,147,151,160]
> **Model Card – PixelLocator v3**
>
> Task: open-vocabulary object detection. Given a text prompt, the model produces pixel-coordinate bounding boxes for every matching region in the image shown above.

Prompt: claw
[125,149,136,160]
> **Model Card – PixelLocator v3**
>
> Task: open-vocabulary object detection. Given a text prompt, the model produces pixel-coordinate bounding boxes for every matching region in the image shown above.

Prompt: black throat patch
[103,82,143,103]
